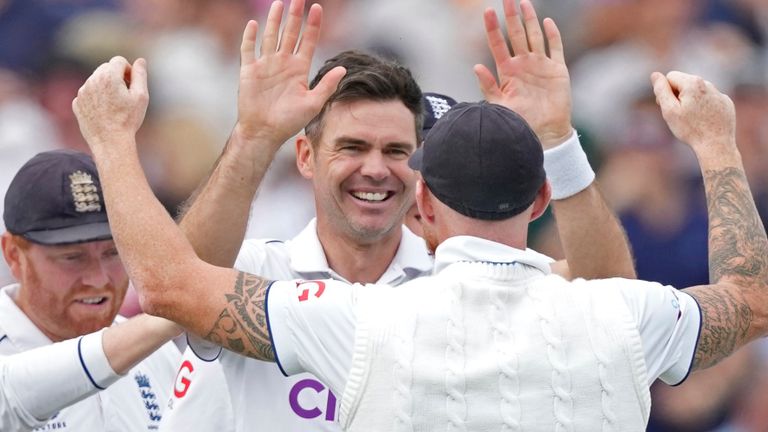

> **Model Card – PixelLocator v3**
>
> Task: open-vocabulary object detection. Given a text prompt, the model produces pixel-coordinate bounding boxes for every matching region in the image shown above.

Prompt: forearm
[689,145,768,369]
[102,314,182,373]
[2,331,119,426]
[178,125,280,266]
[551,184,635,279]
[544,132,635,280]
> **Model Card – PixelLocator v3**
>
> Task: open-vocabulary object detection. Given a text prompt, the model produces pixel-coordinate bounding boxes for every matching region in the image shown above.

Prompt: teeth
[353,192,387,202]
[79,297,105,305]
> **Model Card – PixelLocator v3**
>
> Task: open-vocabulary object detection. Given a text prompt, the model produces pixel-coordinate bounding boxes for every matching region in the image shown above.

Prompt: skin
[651,70,768,371]
[1,235,128,342]
[71,0,638,363]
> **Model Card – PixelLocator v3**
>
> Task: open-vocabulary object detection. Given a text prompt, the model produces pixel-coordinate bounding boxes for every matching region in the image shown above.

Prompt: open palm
[475,0,572,149]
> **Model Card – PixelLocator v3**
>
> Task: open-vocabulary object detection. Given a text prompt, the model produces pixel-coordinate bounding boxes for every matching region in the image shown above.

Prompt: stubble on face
[17,248,126,342]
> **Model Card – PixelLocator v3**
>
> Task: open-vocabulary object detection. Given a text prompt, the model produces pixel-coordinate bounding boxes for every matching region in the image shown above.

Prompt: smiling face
[297,99,419,244]
[2,234,128,342]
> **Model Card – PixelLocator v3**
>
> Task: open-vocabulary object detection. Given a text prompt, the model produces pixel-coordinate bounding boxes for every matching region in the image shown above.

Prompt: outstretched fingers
[484,8,512,72]
[543,18,564,64]
[240,20,258,66]
[260,1,285,56]
[473,64,502,100]
[520,0,545,54]
[278,0,306,53]
[502,0,528,56]
[297,3,323,60]
[308,65,346,106]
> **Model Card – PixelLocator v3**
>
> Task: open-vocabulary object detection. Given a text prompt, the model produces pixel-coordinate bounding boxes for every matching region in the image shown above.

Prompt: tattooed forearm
[706,168,768,284]
[205,271,276,361]
[690,167,768,370]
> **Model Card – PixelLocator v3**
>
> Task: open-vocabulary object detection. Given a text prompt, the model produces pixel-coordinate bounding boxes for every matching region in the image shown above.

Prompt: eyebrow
[333,136,416,150]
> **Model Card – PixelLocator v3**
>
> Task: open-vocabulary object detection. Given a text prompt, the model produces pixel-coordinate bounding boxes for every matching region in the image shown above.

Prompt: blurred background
[1,0,767,430]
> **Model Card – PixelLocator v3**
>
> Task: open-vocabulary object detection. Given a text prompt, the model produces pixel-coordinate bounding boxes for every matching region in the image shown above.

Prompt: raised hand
[234,0,346,148]
[651,71,737,158]
[72,56,148,153]
[474,0,572,148]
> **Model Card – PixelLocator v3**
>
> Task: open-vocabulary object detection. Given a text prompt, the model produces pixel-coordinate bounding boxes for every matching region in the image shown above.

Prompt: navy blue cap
[3,150,112,245]
[409,102,546,220]
[422,92,458,135]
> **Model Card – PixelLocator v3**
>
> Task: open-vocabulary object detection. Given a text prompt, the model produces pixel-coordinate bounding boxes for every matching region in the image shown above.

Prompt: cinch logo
[289,378,337,421]
[173,360,195,399]
[297,280,326,302]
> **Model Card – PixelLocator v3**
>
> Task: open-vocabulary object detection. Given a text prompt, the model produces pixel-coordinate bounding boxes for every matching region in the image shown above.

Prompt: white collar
[433,236,553,275]
[0,284,53,351]
[287,219,433,284]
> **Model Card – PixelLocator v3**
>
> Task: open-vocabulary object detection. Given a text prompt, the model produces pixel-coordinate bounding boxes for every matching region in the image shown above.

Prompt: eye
[385,147,412,158]
[104,248,120,259]
[339,145,361,153]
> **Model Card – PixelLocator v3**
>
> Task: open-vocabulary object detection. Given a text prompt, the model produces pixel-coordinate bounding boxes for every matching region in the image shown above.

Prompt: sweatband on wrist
[543,130,596,200]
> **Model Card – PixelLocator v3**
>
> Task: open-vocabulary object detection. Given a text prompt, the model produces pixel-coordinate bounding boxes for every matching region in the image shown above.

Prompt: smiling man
[0,150,180,431]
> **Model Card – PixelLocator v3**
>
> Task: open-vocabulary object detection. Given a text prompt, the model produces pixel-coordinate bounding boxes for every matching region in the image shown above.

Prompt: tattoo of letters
[205,271,276,361]
[690,167,768,370]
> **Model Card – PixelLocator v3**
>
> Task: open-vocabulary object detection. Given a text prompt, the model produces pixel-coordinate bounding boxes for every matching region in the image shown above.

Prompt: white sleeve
[266,279,357,396]
[617,280,701,386]
[0,330,121,431]
[158,348,235,432]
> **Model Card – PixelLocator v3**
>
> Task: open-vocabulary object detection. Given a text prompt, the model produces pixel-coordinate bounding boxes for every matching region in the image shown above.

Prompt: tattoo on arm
[205,271,276,361]
[691,167,768,370]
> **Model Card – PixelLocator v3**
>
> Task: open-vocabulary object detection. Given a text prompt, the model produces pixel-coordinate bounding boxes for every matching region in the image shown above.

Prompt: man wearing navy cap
[0,150,181,431]
[73,0,638,430]
[76,49,768,428]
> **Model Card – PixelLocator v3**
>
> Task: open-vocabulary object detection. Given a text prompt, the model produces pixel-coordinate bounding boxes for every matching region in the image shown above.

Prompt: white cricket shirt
[0,284,180,431]
[159,220,432,432]
[266,236,702,430]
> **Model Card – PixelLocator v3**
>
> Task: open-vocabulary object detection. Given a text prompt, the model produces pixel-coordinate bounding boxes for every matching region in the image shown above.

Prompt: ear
[529,181,552,222]
[296,135,314,180]
[1,233,23,281]
[415,179,435,224]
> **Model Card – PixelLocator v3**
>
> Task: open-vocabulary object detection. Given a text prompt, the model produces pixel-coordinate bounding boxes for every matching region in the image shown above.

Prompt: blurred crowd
[1,0,768,430]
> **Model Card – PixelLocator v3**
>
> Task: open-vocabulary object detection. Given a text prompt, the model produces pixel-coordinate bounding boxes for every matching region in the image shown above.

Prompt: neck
[316,224,403,284]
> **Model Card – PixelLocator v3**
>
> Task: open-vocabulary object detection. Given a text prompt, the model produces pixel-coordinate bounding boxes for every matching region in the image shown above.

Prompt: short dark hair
[305,51,423,144]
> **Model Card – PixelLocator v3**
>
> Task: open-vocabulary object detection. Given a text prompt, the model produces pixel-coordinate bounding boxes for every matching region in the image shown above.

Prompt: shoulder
[235,239,291,273]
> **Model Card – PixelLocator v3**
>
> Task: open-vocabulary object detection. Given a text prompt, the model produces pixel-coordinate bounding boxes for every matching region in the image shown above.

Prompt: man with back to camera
[159,0,637,430]
[74,43,768,429]
[75,0,636,430]
[0,150,181,431]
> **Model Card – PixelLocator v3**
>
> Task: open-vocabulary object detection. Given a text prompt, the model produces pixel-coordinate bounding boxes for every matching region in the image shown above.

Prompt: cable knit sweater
[338,262,651,431]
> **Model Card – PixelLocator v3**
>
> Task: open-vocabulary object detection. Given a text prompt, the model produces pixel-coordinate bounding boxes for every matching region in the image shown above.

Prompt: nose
[360,151,390,181]
[81,258,111,288]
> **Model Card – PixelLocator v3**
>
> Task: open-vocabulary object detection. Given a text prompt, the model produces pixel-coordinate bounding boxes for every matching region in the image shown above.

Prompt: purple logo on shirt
[289,378,337,421]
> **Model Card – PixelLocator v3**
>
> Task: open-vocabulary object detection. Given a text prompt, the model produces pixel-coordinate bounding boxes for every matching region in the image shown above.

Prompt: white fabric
[542,131,596,200]
[267,236,701,431]
[0,330,120,431]
[0,285,180,431]
[159,220,432,432]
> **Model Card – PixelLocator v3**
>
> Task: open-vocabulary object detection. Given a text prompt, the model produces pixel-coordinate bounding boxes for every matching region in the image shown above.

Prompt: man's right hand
[233,0,346,152]
[651,71,737,159]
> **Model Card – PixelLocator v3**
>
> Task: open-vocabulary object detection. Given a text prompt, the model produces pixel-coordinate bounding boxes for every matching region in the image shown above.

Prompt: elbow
[132,269,181,319]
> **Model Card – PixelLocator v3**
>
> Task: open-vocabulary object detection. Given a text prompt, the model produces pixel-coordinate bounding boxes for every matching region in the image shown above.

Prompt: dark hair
[305,50,423,144]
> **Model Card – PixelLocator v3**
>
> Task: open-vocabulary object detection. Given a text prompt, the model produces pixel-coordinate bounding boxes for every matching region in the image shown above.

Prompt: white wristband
[543,130,595,200]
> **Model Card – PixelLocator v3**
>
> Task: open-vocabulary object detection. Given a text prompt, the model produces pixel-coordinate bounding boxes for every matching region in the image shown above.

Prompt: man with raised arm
[0,150,182,431]
[74,42,768,427]
[79,0,635,430]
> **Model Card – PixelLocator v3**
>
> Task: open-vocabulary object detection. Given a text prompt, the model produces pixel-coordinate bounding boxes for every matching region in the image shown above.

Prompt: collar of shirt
[287,218,433,285]
[433,236,554,275]
[0,284,53,351]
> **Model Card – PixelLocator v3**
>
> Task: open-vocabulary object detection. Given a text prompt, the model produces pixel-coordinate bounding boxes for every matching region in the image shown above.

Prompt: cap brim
[22,222,113,245]
[408,147,424,170]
